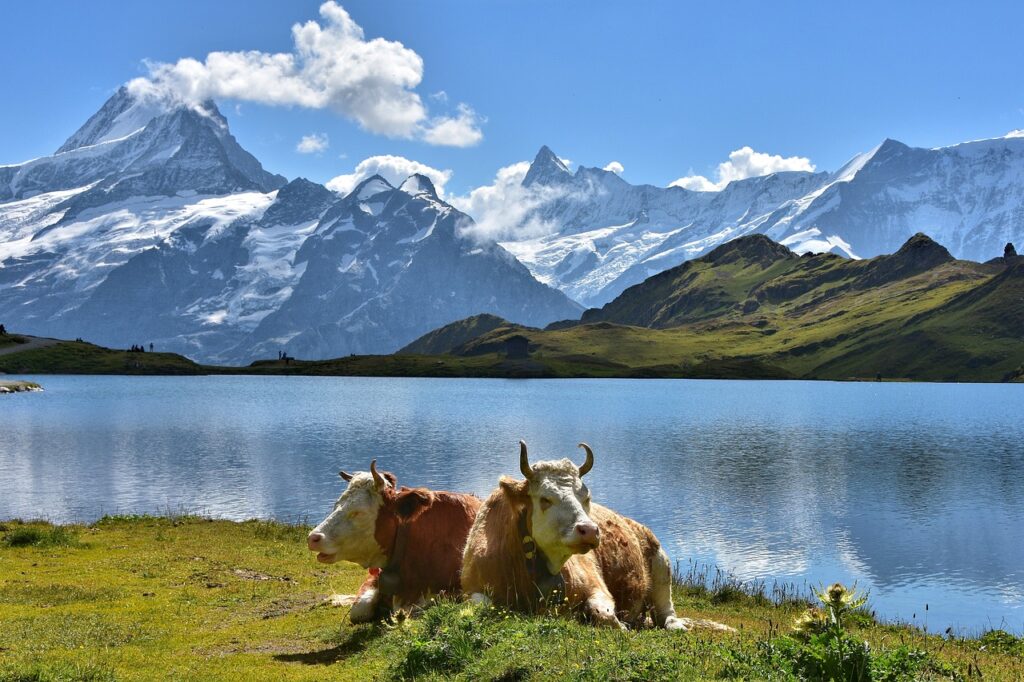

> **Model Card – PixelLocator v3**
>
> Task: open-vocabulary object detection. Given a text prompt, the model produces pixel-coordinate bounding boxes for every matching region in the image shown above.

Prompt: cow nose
[575,523,600,545]
[307,532,325,551]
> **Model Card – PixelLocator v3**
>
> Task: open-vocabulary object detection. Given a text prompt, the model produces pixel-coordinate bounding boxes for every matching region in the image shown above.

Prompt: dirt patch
[231,568,294,582]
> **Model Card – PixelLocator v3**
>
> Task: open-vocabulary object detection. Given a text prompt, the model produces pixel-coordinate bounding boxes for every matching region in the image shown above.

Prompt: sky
[2,1,1024,197]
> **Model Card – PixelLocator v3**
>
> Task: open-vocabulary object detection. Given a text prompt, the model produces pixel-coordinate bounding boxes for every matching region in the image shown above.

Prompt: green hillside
[0,338,203,375]
[430,234,1024,382]
[397,313,525,355]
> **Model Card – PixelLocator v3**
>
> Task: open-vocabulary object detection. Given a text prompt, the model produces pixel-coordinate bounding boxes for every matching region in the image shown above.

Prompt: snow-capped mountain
[501,136,1024,307]
[0,90,579,363]
[236,173,581,361]
[0,87,285,207]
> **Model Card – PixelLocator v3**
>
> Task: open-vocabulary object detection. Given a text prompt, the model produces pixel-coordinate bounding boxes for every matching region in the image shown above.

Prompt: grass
[0,334,30,349]
[0,340,202,375]
[1,517,1021,680]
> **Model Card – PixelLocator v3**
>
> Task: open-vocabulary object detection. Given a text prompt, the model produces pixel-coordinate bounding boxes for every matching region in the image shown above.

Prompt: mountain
[501,134,1024,307]
[0,87,285,207]
[236,175,580,361]
[398,314,523,355]
[0,90,579,363]
[429,233,1022,381]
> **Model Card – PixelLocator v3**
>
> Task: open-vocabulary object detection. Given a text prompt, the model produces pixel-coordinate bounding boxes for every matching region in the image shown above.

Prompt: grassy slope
[0,334,31,350]
[0,340,202,375]
[397,314,524,355]
[442,248,1022,382]
[1,517,1021,681]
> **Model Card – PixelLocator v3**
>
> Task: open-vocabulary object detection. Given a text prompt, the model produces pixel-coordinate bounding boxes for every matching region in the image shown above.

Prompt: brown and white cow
[462,441,709,630]
[307,461,481,623]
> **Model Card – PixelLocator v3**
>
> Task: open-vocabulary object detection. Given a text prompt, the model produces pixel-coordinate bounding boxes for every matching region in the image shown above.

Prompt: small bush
[2,526,80,549]
[978,629,1022,655]
[392,602,490,678]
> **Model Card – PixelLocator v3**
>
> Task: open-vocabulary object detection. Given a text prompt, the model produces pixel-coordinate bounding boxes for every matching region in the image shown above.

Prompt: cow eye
[539,497,553,511]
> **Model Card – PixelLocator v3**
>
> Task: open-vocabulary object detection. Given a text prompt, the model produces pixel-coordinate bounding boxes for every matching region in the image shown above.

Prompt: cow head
[501,441,600,574]
[307,460,397,568]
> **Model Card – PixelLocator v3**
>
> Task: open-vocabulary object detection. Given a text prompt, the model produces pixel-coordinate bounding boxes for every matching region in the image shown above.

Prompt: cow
[462,441,730,631]
[307,460,481,623]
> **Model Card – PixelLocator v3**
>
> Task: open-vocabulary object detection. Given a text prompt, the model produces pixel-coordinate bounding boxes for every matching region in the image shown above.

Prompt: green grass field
[0,340,202,375]
[1,517,1021,680]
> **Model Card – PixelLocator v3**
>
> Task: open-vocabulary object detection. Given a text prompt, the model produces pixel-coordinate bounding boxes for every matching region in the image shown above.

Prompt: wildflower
[811,581,869,631]
[792,608,826,637]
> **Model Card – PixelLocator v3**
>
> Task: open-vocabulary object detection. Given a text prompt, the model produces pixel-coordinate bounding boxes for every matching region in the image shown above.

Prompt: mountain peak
[522,145,571,187]
[398,173,439,199]
[858,233,954,287]
[893,232,953,263]
[56,87,181,154]
[349,174,394,200]
[700,234,796,267]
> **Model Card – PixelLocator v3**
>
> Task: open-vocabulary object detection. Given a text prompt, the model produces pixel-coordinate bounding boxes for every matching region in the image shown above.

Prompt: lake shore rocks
[0,380,42,394]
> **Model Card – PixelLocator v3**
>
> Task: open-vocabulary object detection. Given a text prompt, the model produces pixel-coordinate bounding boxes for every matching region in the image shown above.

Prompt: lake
[2,375,1022,634]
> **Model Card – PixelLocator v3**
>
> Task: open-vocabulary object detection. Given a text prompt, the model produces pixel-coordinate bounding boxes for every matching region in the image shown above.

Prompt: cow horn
[577,443,594,477]
[339,470,354,482]
[519,440,533,480]
[370,459,387,489]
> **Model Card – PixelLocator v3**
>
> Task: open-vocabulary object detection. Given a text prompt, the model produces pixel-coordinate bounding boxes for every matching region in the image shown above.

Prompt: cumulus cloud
[296,132,329,154]
[126,2,482,145]
[603,161,624,174]
[669,146,815,191]
[449,161,594,243]
[325,155,452,197]
[422,103,485,148]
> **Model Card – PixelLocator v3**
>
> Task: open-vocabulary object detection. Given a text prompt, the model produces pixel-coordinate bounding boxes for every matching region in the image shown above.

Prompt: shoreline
[0,379,42,393]
[1,515,1021,680]
[0,513,1019,638]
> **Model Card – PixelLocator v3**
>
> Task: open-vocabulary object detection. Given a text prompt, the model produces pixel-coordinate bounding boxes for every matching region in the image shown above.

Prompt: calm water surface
[2,375,1022,634]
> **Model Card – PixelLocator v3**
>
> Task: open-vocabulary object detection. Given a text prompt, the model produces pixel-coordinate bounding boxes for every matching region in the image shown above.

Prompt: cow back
[375,490,481,606]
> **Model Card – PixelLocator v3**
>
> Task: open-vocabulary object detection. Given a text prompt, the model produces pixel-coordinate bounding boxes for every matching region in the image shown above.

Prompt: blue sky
[2,1,1023,196]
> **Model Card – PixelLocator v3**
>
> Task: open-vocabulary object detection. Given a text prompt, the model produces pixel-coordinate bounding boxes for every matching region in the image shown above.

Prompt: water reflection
[1,375,1022,633]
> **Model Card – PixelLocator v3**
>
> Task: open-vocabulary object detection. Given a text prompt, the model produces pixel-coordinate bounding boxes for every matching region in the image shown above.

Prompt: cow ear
[382,471,398,488]
[394,488,434,521]
[499,476,529,506]
[339,470,354,482]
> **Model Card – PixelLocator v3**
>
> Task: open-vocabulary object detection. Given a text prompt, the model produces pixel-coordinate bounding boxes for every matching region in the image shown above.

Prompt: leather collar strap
[374,522,410,618]
[517,507,566,606]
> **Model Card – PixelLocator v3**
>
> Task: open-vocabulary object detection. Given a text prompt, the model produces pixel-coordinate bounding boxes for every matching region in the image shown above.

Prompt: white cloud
[449,160,595,243]
[669,146,815,191]
[326,155,452,197]
[126,2,482,146]
[296,132,329,154]
[421,103,484,148]
[603,161,624,174]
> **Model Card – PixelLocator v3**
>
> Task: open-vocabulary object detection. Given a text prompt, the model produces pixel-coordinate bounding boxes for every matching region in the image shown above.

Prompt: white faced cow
[462,442,729,631]
[308,461,481,622]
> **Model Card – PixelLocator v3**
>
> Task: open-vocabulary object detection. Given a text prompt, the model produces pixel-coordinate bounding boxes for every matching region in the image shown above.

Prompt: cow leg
[650,548,687,630]
[349,572,382,624]
[585,586,626,629]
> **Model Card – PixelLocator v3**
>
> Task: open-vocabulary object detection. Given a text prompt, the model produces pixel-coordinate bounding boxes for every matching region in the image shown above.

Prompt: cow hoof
[349,589,379,623]
[326,593,358,607]
[674,617,736,632]
[664,616,690,631]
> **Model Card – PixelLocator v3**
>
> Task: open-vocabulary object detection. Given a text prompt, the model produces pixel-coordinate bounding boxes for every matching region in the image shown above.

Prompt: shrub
[2,526,80,549]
